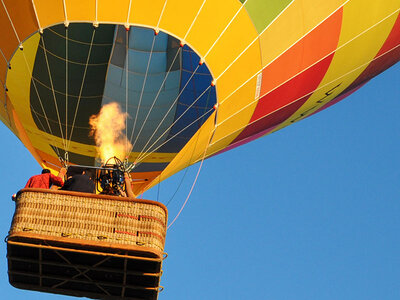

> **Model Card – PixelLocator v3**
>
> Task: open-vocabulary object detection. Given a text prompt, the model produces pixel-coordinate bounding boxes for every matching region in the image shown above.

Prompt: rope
[0,47,8,67]
[41,34,68,151]
[157,174,161,202]
[30,0,42,31]
[156,0,168,30]
[215,5,400,130]
[1,1,63,158]
[130,46,183,152]
[136,85,213,163]
[131,0,212,158]
[36,43,107,66]
[134,63,202,160]
[125,27,130,156]
[213,0,295,84]
[1,0,21,44]
[128,33,157,151]
[165,166,189,207]
[203,0,248,60]
[65,26,68,147]
[136,105,213,165]
[126,0,133,25]
[129,0,208,160]
[165,108,205,207]
[67,28,96,151]
[216,1,349,100]
[183,0,207,41]
[21,55,63,158]
[210,37,400,150]
[62,0,68,23]
[46,27,112,46]
[31,76,101,98]
[167,123,215,230]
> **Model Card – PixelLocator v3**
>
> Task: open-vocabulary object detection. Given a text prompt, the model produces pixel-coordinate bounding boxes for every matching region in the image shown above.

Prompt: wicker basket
[7,188,168,300]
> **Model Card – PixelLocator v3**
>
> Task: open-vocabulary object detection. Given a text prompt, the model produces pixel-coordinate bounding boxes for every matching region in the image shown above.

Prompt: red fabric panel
[232,9,343,144]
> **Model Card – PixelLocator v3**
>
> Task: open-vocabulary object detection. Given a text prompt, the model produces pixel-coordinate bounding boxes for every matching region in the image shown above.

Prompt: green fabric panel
[244,0,292,33]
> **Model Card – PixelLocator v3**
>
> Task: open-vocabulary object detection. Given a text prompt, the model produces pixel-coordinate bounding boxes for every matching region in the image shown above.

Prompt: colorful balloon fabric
[1,0,400,194]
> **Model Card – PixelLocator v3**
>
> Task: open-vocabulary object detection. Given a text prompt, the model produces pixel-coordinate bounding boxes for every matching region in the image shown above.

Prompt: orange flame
[89,102,132,163]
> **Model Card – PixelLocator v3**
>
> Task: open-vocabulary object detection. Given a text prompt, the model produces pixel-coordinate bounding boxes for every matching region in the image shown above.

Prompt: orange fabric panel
[32,0,64,29]
[260,9,343,96]
[36,148,61,167]
[0,57,7,83]
[3,0,38,43]
[131,171,162,195]
[0,4,19,59]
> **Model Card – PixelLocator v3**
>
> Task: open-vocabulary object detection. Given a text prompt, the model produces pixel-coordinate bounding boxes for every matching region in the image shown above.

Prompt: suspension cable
[128,33,157,151]
[67,27,96,151]
[136,105,213,165]
[40,33,68,152]
[135,83,213,163]
[130,46,183,152]
[165,108,205,207]
[167,124,215,230]
[1,1,64,158]
[209,39,400,150]
[65,26,69,153]
[125,27,130,156]
[134,62,202,160]
[215,5,400,131]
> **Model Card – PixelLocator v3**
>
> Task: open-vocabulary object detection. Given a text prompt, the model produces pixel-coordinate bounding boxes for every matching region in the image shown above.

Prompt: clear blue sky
[0,63,399,300]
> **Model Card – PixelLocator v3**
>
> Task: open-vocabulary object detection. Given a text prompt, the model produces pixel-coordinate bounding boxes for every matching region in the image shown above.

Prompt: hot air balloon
[2,0,400,299]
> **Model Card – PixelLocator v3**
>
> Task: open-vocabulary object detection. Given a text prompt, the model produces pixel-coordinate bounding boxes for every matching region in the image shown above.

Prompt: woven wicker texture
[10,190,167,253]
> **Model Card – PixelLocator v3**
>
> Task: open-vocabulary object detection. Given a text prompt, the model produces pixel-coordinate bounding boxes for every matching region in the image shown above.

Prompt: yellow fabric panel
[129,0,166,28]
[7,34,66,158]
[128,151,176,163]
[259,0,347,68]
[202,45,261,153]
[66,0,96,22]
[97,0,130,23]
[33,0,64,28]
[184,0,241,57]
[11,109,44,167]
[272,0,400,132]
[177,4,261,155]
[158,0,206,40]
[208,78,259,154]
[214,42,260,101]
[6,34,40,130]
[205,9,258,79]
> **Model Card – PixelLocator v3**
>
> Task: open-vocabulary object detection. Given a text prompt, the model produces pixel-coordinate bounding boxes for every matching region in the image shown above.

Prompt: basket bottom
[7,238,163,300]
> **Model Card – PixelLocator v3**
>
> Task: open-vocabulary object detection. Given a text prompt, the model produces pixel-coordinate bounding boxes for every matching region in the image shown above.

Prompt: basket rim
[18,188,168,216]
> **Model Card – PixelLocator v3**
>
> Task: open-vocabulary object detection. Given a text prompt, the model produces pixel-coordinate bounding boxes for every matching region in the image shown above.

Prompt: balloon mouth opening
[27,22,217,170]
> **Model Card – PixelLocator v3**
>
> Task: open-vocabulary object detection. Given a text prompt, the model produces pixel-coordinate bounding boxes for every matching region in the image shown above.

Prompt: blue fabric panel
[102,26,216,173]
[159,46,216,153]
[102,26,181,156]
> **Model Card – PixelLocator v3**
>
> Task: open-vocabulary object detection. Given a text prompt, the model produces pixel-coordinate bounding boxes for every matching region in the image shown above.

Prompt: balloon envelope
[1,0,399,194]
